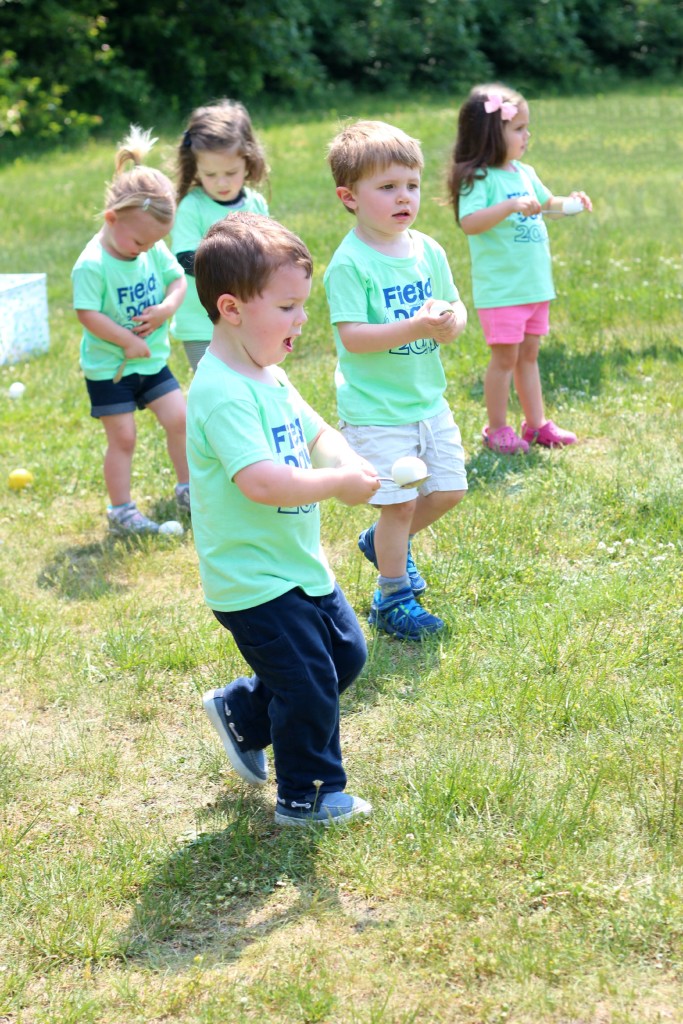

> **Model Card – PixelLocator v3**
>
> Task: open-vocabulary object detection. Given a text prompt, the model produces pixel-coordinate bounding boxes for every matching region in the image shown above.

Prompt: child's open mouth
[284,338,293,352]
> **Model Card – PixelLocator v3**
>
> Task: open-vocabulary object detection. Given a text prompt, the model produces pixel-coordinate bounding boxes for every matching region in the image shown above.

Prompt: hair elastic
[142,197,151,211]
[182,130,192,148]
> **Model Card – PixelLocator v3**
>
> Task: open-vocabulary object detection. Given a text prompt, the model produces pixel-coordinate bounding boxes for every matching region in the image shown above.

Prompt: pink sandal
[521,420,577,447]
[482,425,529,455]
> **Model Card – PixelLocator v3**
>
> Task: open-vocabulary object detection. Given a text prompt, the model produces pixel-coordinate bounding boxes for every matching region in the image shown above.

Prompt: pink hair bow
[484,93,518,121]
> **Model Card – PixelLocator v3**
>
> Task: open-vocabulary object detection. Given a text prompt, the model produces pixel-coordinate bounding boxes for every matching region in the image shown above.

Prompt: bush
[2,0,682,145]
[0,50,101,142]
[309,0,491,92]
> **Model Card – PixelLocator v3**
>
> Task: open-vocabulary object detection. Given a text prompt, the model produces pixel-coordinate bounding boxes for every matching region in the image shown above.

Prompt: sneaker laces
[406,541,426,593]
[377,588,441,630]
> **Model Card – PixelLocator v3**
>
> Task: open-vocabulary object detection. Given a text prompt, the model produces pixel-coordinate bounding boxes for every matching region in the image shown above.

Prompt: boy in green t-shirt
[187,212,380,826]
[324,120,468,641]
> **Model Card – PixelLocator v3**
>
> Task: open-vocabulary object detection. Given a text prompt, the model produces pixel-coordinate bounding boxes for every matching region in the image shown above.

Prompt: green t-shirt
[72,234,184,380]
[323,229,460,426]
[459,161,554,309]
[171,187,269,342]
[187,352,334,611]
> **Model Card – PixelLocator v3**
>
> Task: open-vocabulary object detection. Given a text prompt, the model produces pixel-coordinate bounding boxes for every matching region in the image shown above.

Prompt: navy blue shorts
[86,366,180,418]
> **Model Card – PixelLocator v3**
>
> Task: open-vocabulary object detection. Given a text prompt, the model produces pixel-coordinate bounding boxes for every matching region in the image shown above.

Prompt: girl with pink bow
[447,84,592,453]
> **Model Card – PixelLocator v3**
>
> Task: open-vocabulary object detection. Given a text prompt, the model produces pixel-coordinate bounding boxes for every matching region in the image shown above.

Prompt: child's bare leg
[101,412,136,505]
[484,344,519,429]
[148,390,188,483]
[409,489,466,535]
[514,333,544,429]
[373,501,415,579]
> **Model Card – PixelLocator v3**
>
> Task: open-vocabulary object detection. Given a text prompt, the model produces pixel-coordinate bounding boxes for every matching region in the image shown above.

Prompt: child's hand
[419,300,467,345]
[131,304,168,337]
[513,195,542,217]
[569,190,592,212]
[123,334,151,360]
[334,464,381,506]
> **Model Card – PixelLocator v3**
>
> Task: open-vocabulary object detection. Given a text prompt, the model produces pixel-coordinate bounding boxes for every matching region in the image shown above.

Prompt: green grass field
[1,88,682,1023]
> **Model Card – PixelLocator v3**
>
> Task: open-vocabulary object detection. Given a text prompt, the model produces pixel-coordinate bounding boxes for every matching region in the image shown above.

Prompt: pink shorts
[477,301,551,346]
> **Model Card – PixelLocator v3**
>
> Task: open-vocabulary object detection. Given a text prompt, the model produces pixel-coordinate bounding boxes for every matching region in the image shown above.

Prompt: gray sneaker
[175,484,191,515]
[202,687,267,785]
[107,502,159,536]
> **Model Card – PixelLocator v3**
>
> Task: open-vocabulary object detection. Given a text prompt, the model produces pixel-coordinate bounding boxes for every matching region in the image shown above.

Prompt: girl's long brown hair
[176,99,268,203]
[447,83,524,223]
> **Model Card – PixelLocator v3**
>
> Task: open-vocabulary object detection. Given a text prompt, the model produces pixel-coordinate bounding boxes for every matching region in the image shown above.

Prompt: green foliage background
[1,0,682,145]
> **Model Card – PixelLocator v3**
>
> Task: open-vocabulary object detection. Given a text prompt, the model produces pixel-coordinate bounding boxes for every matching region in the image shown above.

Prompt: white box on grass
[0,273,50,365]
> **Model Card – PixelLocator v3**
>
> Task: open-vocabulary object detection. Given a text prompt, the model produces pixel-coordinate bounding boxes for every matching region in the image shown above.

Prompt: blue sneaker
[274,791,372,827]
[368,586,444,641]
[357,523,378,566]
[202,688,268,785]
[358,524,426,596]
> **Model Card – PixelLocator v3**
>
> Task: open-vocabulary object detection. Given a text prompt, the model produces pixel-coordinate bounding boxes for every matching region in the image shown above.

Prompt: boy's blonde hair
[327,119,424,193]
[104,125,175,224]
[195,212,313,324]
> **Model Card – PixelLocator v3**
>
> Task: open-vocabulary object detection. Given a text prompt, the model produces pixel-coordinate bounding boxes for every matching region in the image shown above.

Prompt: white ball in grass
[562,197,584,215]
[159,520,184,536]
[391,456,428,487]
[8,382,26,399]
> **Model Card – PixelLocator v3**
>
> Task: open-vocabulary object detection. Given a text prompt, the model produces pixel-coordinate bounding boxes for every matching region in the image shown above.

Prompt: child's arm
[541,190,593,215]
[75,310,151,360]
[338,298,466,354]
[337,311,428,354]
[131,276,188,338]
[308,423,376,473]
[461,195,542,234]
[235,427,380,508]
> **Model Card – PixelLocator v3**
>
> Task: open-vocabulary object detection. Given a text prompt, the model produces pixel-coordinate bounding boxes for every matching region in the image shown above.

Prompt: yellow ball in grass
[8,468,34,490]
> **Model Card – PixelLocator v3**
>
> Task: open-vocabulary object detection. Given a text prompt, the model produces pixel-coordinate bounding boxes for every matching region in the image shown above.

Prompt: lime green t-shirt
[323,229,460,426]
[171,187,269,342]
[459,161,554,309]
[187,353,334,612]
[71,234,184,380]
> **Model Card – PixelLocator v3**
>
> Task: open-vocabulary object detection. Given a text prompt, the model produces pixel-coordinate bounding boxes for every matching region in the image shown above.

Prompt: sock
[378,574,410,599]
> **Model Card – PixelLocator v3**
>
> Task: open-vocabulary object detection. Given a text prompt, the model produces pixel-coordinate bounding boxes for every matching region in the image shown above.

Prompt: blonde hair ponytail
[104,125,175,224]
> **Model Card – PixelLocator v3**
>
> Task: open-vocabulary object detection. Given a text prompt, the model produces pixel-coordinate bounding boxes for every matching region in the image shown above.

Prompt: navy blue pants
[213,584,367,808]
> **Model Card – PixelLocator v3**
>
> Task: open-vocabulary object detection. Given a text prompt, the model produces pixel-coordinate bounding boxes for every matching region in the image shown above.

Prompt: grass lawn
[0,87,682,1023]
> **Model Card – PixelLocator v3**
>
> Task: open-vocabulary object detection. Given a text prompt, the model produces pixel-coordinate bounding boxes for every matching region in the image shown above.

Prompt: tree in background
[1,0,681,146]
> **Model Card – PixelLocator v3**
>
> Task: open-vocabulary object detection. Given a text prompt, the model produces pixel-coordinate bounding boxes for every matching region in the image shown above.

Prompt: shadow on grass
[458,330,682,493]
[37,539,130,600]
[36,529,189,601]
[538,336,682,401]
[465,335,682,417]
[354,626,447,706]
[464,443,553,495]
[120,789,380,971]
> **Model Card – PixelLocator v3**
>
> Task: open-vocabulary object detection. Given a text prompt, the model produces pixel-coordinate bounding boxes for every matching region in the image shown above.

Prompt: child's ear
[336,185,357,212]
[104,210,117,226]
[216,293,241,322]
